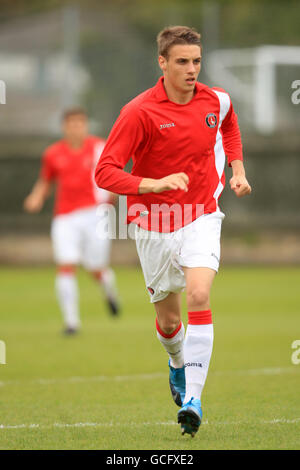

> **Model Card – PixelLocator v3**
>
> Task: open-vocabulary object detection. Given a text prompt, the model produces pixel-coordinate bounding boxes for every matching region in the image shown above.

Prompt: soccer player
[95,26,251,436]
[24,108,120,334]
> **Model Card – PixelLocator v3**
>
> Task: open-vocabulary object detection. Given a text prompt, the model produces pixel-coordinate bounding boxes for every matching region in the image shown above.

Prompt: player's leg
[55,264,80,334]
[154,292,186,407]
[177,211,224,436]
[82,207,120,315]
[90,268,120,315]
[135,224,187,405]
[51,214,81,333]
[183,267,215,402]
[177,267,215,436]
[154,292,183,365]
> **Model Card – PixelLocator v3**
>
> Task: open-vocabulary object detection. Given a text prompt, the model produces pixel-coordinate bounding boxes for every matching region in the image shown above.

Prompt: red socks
[188,309,212,325]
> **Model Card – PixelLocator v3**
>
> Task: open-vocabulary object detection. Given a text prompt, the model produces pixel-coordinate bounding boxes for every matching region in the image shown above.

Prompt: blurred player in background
[94,26,251,437]
[24,108,120,334]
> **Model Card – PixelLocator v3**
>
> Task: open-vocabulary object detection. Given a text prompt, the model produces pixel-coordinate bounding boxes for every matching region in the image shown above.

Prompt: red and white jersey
[41,135,110,216]
[95,77,243,232]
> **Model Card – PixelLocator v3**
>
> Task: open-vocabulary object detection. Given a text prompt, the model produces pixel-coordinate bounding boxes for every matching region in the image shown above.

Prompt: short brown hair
[157,26,201,59]
[62,107,87,121]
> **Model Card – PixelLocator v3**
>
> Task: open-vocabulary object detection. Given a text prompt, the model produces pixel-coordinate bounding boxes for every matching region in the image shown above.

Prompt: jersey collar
[62,137,89,153]
[154,76,205,103]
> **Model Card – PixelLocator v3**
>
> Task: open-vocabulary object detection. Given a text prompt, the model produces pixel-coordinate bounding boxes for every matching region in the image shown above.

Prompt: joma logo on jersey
[160,123,175,129]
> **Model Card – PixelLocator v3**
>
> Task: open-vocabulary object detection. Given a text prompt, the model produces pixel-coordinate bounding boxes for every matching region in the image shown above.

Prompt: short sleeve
[40,149,56,182]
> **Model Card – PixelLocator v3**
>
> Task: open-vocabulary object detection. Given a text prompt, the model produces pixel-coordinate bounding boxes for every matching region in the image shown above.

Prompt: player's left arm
[220,95,251,198]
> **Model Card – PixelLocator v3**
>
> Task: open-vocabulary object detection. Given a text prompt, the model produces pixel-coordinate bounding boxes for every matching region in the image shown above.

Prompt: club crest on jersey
[205,113,217,128]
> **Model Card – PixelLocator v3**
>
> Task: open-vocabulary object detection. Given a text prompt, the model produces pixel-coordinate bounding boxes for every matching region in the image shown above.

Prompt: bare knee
[156,315,180,336]
[186,288,210,310]
[154,292,181,336]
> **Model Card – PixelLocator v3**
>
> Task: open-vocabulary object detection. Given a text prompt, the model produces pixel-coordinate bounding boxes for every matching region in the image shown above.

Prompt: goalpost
[205,45,300,134]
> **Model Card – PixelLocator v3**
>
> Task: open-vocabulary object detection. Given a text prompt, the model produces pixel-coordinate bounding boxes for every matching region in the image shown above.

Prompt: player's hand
[139,173,189,194]
[23,194,44,213]
[153,172,189,193]
[229,175,252,198]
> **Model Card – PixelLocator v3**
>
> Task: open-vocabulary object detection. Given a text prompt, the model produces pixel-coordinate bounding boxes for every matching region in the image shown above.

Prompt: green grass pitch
[0,265,299,450]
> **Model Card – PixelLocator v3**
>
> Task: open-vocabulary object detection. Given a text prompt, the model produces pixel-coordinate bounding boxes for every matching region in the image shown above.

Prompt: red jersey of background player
[41,136,108,215]
[95,77,243,232]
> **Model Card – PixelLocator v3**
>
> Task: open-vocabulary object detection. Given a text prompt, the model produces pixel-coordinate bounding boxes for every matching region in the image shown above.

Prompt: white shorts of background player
[51,205,111,270]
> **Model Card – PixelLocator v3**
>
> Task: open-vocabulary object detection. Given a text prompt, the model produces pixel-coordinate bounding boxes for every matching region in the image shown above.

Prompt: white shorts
[135,211,225,303]
[51,206,111,270]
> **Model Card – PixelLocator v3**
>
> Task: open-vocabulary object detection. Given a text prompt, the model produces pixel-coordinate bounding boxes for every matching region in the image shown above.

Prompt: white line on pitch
[1,417,300,431]
[0,372,166,387]
[212,366,299,376]
[0,366,298,388]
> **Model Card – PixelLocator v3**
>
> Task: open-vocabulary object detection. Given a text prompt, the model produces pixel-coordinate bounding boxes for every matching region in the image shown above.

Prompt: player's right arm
[138,173,189,194]
[24,147,55,213]
[95,104,189,196]
[23,178,52,213]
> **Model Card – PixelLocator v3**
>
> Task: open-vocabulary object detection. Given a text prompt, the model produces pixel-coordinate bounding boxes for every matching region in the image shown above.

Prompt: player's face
[159,44,202,94]
[63,115,88,142]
